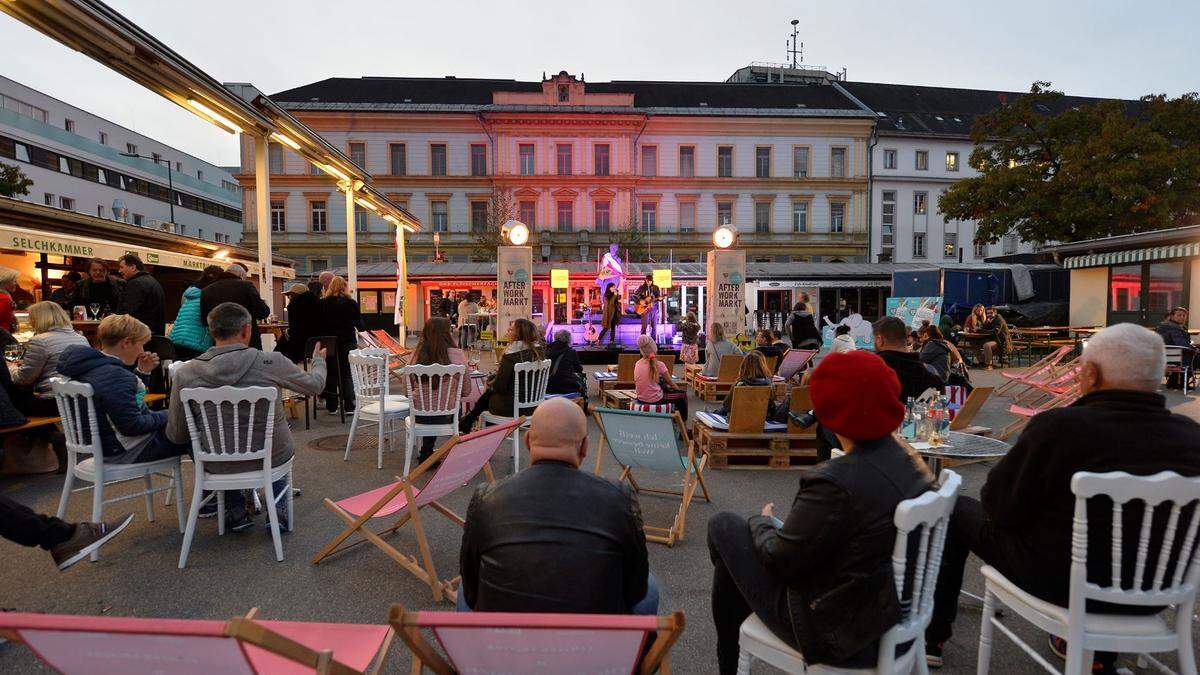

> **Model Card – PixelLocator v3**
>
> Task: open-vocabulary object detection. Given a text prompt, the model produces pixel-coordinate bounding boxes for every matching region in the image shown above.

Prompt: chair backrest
[1068,471,1200,613]
[656,354,676,374]
[389,605,684,675]
[716,353,743,382]
[356,330,381,350]
[179,385,277,466]
[347,351,390,402]
[49,378,102,463]
[403,363,466,417]
[615,352,639,380]
[415,420,521,506]
[728,386,770,434]
[777,349,817,381]
[949,386,993,431]
[512,359,552,413]
[594,407,688,473]
[371,329,407,355]
[1164,346,1189,368]
[787,386,814,433]
[763,355,778,373]
[877,469,962,672]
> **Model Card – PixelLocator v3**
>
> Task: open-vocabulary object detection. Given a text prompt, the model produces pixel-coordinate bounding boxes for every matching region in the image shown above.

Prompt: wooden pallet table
[599,389,638,410]
[692,386,819,470]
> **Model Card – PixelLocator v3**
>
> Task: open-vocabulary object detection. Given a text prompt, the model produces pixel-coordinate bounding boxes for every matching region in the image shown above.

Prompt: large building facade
[238,71,875,274]
[0,75,244,244]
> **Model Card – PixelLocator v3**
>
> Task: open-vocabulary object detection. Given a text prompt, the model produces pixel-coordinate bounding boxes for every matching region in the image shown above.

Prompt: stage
[575,344,682,365]
[546,314,679,364]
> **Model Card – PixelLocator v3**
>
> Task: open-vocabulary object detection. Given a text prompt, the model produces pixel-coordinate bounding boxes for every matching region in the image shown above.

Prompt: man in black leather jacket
[458,397,657,614]
[707,350,932,673]
[874,316,944,402]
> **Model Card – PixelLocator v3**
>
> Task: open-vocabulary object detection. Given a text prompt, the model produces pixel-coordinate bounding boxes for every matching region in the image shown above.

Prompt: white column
[253,134,273,313]
[345,186,357,295]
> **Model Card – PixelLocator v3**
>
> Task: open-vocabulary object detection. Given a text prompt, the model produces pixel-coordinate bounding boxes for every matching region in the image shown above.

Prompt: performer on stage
[598,287,621,347]
[634,273,661,341]
[596,243,625,296]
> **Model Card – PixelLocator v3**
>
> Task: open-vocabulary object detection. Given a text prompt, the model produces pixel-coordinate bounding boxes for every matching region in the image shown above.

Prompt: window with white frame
[556,201,573,232]
[915,150,929,170]
[125,142,137,154]
[59,196,74,211]
[0,94,47,122]
[755,147,771,178]
[679,146,695,177]
[431,201,448,232]
[354,206,370,232]
[914,191,928,215]
[717,146,733,177]
[792,201,808,232]
[519,144,535,176]
[881,191,896,242]
[945,151,959,172]
[1003,234,1018,254]
[470,144,487,176]
[594,201,611,232]
[389,143,406,175]
[430,144,447,176]
[640,146,657,177]
[793,146,809,177]
[913,232,926,257]
[556,143,572,175]
[973,240,987,258]
[830,147,846,178]
[470,201,488,231]
[310,200,327,232]
[133,213,145,226]
[349,142,366,169]
[717,200,733,226]
[519,200,535,227]
[943,230,957,258]
[270,199,285,232]
[99,131,108,145]
[883,149,897,170]
[594,144,610,176]
[43,193,54,206]
[64,119,75,133]
[679,201,696,232]
[268,142,283,174]
[830,203,845,233]
[640,202,657,232]
[754,201,770,232]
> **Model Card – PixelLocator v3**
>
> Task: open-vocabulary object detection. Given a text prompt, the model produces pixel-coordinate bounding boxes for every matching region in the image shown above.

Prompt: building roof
[1043,224,1200,255]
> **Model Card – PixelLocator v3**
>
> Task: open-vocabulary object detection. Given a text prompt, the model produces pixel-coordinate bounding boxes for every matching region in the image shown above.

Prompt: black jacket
[545,341,583,395]
[317,295,365,354]
[753,343,783,370]
[877,349,944,403]
[487,346,539,415]
[749,436,932,665]
[116,271,165,335]
[200,274,271,349]
[919,339,953,383]
[982,389,1200,608]
[282,290,322,362]
[1155,320,1194,348]
[72,276,124,316]
[787,311,821,348]
[459,460,649,613]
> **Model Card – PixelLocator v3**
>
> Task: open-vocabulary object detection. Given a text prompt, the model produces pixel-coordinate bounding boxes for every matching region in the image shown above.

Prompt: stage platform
[576,344,681,365]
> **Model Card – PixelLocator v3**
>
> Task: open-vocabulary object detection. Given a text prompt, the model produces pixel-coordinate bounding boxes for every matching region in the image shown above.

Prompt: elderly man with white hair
[457,397,656,614]
[925,323,1200,673]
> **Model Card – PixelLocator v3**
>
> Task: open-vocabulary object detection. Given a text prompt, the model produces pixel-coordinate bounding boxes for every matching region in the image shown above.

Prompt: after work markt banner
[496,246,533,338]
[706,249,746,338]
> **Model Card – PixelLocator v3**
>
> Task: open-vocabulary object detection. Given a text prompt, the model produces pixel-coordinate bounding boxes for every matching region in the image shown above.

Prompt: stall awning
[0,225,294,279]
[1063,242,1200,269]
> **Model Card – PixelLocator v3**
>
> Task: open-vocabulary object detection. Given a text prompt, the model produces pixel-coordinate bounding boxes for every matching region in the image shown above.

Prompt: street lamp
[121,152,174,226]
[502,219,529,246]
[713,225,736,249]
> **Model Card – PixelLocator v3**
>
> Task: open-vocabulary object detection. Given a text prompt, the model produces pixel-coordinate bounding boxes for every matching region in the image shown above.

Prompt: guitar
[584,322,600,344]
[634,296,656,316]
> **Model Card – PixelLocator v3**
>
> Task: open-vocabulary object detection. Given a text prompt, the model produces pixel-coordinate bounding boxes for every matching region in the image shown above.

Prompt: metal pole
[345,185,357,295]
[163,158,175,226]
[253,134,274,312]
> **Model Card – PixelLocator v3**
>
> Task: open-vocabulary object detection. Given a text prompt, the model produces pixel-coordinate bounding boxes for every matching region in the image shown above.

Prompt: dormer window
[558,84,569,102]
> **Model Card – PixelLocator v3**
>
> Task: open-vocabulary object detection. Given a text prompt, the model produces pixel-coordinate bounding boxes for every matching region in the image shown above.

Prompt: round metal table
[915,430,1010,474]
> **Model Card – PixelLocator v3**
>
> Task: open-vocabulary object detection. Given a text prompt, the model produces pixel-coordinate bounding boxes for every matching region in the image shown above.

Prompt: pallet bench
[693,386,819,470]
[599,389,638,410]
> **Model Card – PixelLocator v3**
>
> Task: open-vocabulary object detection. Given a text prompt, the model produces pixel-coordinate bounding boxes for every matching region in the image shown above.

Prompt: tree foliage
[0,162,33,198]
[609,213,648,262]
[938,82,1200,244]
[469,189,516,261]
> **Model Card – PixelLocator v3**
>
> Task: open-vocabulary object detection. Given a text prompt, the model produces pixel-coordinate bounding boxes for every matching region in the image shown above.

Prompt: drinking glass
[88,303,100,320]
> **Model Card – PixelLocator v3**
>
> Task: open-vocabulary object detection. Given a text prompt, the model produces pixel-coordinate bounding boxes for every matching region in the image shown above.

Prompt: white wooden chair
[401,363,466,476]
[977,470,1200,675]
[50,378,185,562]
[479,358,551,472]
[1164,346,1194,395]
[737,470,962,675]
[177,385,291,568]
[345,351,410,469]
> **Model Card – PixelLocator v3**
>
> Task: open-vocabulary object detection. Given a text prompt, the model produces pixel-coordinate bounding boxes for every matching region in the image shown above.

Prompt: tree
[608,213,648,262]
[938,82,1200,244]
[0,162,33,198]
[469,189,516,261]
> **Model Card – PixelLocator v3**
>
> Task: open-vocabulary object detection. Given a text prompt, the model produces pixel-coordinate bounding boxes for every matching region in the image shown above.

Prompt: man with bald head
[926,324,1200,672]
[457,397,656,614]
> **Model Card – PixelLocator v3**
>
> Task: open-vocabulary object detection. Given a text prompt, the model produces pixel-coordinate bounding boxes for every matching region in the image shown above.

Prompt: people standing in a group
[459,318,542,434]
[634,273,661,341]
[457,293,480,348]
[598,287,621,346]
[168,266,221,361]
[678,312,701,365]
[0,266,17,332]
[281,283,322,364]
[702,321,743,378]
[9,302,88,417]
[49,272,80,310]
[115,254,165,336]
[785,301,821,350]
[200,263,271,350]
[320,275,364,413]
[633,335,688,419]
[407,316,469,464]
[73,258,123,318]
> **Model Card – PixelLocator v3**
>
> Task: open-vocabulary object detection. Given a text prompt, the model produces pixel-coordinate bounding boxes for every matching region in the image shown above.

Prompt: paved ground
[1,360,1197,673]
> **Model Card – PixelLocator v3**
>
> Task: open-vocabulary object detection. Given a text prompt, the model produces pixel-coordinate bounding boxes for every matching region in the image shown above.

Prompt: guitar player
[634,273,661,342]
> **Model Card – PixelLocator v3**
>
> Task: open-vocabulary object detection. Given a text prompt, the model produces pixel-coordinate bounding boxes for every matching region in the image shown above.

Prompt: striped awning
[1063,242,1200,269]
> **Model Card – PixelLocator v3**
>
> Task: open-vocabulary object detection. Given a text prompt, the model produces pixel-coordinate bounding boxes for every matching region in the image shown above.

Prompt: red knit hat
[809,351,905,441]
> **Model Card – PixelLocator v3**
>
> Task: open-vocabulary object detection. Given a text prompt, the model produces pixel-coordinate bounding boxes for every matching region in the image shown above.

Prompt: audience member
[459,318,542,433]
[752,329,783,370]
[963,304,986,332]
[702,321,743,378]
[707,351,932,673]
[0,266,17,331]
[406,316,468,464]
[48,271,80,310]
[714,350,775,419]
[926,323,1200,673]
[115,254,165,335]
[9,302,87,416]
[873,316,944,402]
[72,258,123,317]
[168,266,221,361]
[633,334,688,419]
[829,324,856,353]
[318,275,363,413]
[457,293,480,347]
[57,315,188,464]
[918,324,961,383]
[166,302,327,531]
[545,329,585,399]
[200,262,271,350]
[785,300,821,350]
[1156,307,1198,388]
[318,270,334,294]
[770,330,789,352]
[281,283,322,363]
[1,495,132,570]
[458,397,655,614]
[678,312,701,365]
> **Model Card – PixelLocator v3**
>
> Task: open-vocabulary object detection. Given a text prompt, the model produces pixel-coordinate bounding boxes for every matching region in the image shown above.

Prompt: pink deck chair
[0,610,394,675]
[998,381,1082,440]
[312,419,523,603]
[389,604,685,675]
[775,348,817,382]
[995,346,1074,398]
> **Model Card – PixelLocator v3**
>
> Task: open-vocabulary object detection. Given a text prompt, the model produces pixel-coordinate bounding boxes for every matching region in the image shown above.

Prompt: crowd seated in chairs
[633,335,688,420]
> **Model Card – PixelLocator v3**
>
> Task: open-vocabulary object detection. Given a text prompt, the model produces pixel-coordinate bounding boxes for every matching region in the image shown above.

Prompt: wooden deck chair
[1012,361,1080,407]
[592,407,711,546]
[776,348,817,383]
[693,353,744,401]
[786,386,815,435]
[599,353,640,391]
[0,610,395,675]
[998,381,1081,440]
[948,386,993,436]
[312,419,523,603]
[371,329,410,357]
[389,604,685,675]
[995,346,1073,398]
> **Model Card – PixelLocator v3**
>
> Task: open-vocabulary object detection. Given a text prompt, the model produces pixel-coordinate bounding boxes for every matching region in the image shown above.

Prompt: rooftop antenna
[787,19,803,68]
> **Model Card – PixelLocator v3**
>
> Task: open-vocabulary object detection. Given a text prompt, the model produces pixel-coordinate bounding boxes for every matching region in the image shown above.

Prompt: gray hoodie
[166,343,326,473]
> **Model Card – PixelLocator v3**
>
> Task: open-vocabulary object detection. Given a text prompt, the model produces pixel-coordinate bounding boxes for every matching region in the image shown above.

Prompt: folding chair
[313,420,523,603]
[0,609,395,675]
[389,604,685,675]
[371,329,410,358]
[593,407,711,546]
[998,381,1081,440]
[776,348,818,383]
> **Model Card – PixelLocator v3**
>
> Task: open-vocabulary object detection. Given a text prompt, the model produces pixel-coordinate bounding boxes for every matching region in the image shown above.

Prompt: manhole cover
[308,433,401,452]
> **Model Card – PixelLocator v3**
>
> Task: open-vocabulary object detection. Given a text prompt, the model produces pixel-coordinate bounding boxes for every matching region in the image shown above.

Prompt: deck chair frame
[948,386,993,436]
[593,407,711,546]
[994,345,1073,397]
[312,420,522,603]
[389,604,685,675]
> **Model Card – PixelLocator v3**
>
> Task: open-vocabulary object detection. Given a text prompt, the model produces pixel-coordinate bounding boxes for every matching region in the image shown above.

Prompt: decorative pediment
[513,187,541,198]
[551,187,579,198]
[589,187,616,198]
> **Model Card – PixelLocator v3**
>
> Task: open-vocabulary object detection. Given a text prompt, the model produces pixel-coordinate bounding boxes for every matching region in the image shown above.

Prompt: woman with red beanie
[706,350,934,673]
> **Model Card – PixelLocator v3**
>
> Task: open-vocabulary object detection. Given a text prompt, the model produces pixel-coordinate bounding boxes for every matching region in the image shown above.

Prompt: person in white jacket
[829,324,857,354]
